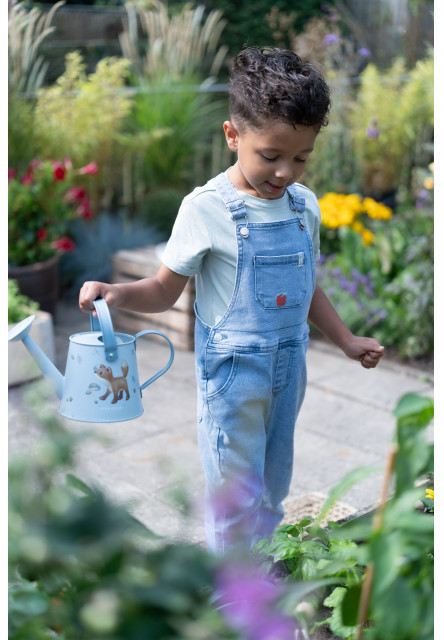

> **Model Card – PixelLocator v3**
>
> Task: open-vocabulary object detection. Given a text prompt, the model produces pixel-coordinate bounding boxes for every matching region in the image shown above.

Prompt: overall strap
[286,183,306,215]
[210,172,248,220]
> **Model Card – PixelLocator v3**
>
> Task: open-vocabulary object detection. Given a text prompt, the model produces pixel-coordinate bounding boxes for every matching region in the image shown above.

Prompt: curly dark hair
[228,47,331,131]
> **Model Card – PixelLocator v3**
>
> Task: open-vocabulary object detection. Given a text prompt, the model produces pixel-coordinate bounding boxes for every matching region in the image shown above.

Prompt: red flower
[52,162,67,181]
[51,237,76,252]
[76,197,94,219]
[78,162,99,175]
[37,228,48,242]
[8,168,16,181]
[21,173,33,185]
[65,186,86,202]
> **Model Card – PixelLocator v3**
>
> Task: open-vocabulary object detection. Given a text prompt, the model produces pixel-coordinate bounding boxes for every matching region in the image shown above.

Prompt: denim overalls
[195,172,316,553]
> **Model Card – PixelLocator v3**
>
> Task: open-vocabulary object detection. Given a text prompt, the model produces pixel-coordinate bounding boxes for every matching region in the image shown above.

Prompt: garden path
[8,298,434,546]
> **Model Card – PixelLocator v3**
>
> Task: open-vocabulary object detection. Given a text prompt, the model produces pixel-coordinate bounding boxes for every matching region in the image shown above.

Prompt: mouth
[265,181,287,194]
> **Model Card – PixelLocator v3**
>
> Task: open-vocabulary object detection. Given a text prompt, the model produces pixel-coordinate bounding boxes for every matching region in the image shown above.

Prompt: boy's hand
[343,336,384,369]
[79,281,122,316]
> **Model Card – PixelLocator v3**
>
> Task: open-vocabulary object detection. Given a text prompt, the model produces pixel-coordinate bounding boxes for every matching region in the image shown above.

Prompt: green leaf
[372,577,420,636]
[315,465,381,525]
[341,584,362,626]
[66,473,97,499]
[393,393,434,425]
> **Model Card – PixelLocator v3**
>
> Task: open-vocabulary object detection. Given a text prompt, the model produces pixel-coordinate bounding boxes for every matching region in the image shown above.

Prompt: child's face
[223,119,318,200]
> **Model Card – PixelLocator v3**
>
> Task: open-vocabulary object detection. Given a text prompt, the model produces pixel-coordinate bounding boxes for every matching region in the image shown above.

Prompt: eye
[295,157,307,164]
[261,154,277,162]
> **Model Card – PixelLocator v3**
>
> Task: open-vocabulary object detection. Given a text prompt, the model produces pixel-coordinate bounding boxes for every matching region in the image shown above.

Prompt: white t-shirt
[161,175,321,327]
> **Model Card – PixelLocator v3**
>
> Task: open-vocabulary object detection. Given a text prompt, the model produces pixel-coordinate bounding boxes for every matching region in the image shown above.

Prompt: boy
[79,47,384,553]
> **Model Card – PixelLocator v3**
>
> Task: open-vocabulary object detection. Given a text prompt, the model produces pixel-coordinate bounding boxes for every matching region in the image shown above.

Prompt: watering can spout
[8,315,64,400]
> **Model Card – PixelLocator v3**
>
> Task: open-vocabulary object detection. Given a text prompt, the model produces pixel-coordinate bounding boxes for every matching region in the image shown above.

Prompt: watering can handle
[91,298,118,362]
[135,330,175,392]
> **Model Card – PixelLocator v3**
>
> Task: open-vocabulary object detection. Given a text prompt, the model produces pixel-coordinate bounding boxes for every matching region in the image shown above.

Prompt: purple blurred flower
[317,253,327,265]
[338,275,349,290]
[327,287,336,297]
[324,33,340,45]
[378,309,388,320]
[348,281,359,298]
[357,47,371,57]
[415,199,424,209]
[366,119,380,138]
[216,563,297,640]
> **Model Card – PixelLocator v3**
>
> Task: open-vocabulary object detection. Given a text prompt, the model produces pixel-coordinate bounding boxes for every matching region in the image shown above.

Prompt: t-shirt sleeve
[160,196,212,276]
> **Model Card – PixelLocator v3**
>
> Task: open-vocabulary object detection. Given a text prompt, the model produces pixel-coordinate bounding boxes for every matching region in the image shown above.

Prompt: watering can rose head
[8,158,98,267]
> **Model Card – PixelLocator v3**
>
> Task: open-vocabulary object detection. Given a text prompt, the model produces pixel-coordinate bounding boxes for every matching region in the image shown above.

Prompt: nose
[274,162,293,182]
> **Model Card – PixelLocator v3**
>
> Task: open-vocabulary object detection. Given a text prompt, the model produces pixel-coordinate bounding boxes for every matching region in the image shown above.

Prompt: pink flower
[21,173,33,185]
[78,162,99,175]
[8,168,16,181]
[65,186,87,202]
[77,197,94,219]
[52,162,67,181]
[51,237,76,252]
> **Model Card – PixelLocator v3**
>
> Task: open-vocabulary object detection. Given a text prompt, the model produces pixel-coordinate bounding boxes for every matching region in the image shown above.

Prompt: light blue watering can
[8,298,174,423]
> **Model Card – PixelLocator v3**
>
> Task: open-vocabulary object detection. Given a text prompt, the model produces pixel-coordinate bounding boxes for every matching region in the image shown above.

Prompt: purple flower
[418,189,428,199]
[348,280,359,298]
[338,275,349,290]
[357,47,371,57]
[216,563,297,640]
[324,33,340,45]
[317,253,327,265]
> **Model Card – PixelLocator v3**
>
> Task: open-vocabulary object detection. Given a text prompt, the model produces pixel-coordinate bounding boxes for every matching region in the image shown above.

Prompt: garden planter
[8,254,60,315]
[8,309,55,387]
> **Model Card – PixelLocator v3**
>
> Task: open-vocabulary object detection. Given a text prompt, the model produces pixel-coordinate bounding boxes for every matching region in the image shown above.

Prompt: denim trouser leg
[196,339,308,552]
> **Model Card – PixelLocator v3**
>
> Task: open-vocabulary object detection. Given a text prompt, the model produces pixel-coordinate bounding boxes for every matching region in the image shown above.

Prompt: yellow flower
[424,177,434,190]
[425,488,434,501]
[363,197,392,220]
[428,162,434,174]
[319,193,361,229]
[352,220,364,233]
[361,229,375,246]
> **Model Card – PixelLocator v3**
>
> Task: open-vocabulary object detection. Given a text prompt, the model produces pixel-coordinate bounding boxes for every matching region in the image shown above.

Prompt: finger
[360,352,378,368]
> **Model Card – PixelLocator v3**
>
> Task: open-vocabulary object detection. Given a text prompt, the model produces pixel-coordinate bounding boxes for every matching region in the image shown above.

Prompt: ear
[223,120,239,152]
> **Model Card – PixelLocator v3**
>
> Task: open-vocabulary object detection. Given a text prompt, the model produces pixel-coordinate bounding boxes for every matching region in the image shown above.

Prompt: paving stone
[8,298,434,546]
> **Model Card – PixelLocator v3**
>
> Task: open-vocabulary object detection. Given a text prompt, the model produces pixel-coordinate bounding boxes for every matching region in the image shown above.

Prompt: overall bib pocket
[254,253,307,310]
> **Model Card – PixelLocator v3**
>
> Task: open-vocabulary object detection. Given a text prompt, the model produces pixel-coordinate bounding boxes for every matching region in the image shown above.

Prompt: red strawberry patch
[276,294,287,307]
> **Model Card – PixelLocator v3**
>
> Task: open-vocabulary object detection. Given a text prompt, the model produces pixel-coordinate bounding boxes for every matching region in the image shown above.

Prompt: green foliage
[8,95,44,175]
[8,0,64,94]
[8,400,237,640]
[349,53,434,196]
[254,393,434,640]
[8,279,39,324]
[34,51,133,209]
[128,77,226,228]
[198,0,337,60]
[316,204,433,359]
[119,0,229,228]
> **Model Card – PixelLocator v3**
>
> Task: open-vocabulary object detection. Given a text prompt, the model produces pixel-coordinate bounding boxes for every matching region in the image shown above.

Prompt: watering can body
[8,299,174,423]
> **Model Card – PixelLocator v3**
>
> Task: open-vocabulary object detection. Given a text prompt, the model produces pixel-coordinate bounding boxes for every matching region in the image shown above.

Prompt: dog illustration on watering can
[94,359,130,404]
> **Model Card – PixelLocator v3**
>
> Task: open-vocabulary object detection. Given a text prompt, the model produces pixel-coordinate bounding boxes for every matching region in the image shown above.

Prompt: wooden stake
[356,444,398,640]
